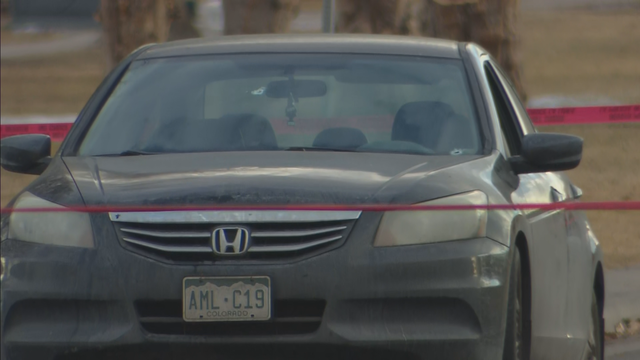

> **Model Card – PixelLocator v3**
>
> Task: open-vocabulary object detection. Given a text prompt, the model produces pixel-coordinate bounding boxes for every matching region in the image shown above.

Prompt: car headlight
[374,191,488,247]
[7,192,95,248]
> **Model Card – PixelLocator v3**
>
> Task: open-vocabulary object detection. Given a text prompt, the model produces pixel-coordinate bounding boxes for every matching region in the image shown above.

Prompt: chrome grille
[109,211,360,263]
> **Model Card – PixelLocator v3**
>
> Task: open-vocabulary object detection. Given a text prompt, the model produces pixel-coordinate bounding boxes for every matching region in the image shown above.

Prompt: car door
[490,63,594,359]
[547,173,594,357]
[482,59,574,360]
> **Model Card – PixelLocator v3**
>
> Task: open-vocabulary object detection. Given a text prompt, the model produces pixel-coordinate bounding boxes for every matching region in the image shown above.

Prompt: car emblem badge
[212,227,250,255]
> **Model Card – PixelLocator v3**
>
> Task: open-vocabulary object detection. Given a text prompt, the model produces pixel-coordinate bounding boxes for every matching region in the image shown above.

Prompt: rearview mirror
[509,133,583,175]
[0,134,52,175]
[265,80,327,99]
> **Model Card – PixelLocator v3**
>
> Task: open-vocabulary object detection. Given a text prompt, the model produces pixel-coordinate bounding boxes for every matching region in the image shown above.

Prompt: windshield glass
[79,54,482,156]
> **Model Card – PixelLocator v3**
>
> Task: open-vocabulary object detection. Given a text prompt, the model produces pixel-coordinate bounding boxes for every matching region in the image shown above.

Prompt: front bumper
[1,212,511,360]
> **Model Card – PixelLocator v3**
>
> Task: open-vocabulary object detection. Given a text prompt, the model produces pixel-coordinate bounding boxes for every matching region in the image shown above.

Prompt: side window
[484,63,523,156]
[492,62,537,134]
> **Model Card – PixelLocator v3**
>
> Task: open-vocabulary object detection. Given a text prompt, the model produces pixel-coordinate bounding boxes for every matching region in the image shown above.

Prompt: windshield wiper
[283,146,359,152]
[97,149,159,157]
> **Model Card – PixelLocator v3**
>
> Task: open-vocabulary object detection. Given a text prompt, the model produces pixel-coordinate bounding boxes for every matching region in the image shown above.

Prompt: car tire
[584,290,603,360]
[503,247,525,360]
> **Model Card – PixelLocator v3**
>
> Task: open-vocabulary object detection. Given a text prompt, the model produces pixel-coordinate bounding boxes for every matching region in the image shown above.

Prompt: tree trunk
[336,0,526,101]
[222,0,300,35]
[99,0,176,70]
[168,0,201,41]
[336,0,422,35]
[420,0,527,101]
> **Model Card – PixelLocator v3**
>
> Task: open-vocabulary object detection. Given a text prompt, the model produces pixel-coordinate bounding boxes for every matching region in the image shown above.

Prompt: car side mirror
[508,133,583,175]
[0,134,52,175]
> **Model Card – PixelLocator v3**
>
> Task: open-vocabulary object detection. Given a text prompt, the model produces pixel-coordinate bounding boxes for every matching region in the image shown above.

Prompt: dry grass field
[1,9,639,268]
[521,10,640,104]
[520,10,640,268]
[0,46,106,115]
[0,30,61,44]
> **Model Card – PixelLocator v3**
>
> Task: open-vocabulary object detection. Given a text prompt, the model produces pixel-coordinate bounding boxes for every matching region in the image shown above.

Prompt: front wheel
[584,290,603,360]
[503,247,525,360]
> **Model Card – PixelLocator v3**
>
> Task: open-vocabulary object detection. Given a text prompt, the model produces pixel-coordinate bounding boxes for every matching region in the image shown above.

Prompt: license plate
[183,276,271,322]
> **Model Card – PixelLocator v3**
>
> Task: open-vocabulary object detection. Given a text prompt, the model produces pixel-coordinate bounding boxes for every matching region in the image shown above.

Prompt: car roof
[136,34,462,60]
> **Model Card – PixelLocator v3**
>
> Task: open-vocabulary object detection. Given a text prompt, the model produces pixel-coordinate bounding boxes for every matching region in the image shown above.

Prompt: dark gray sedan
[0,34,604,360]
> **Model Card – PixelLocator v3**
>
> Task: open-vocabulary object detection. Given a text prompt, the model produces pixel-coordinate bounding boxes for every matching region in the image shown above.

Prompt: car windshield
[78,53,482,156]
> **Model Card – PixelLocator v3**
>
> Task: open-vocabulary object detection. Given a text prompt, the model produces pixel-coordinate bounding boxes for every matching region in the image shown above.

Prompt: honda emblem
[212,227,250,255]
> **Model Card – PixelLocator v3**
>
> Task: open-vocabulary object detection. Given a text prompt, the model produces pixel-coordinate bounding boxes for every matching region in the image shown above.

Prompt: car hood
[62,152,484,206]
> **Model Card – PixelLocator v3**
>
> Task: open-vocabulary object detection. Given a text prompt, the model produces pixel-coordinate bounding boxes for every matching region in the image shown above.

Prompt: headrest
[392,101,455,148]
[219,113,278,150]
[146,113,277,152]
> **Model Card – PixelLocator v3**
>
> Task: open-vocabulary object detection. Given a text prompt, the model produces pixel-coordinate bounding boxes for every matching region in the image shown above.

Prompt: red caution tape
[1,201,640,214]
[1,105,639,142]
[0,122,73,141]
[527,105,640,126]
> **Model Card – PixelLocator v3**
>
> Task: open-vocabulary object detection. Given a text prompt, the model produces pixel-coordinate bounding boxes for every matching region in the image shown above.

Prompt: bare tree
[336,0,422,35]
[168,0,201,41]
[99,0,177,69]
[336,0,526,101]
[222,0,301,35]
[420,0,526,101]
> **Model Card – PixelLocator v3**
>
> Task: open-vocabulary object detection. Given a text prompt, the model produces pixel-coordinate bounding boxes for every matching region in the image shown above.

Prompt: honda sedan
[1,34,604,360]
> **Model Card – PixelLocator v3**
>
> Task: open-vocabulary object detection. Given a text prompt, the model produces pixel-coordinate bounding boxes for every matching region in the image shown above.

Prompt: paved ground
[0,30,100,59]
[522,0,640,10]
[607,336,640,359]
[604,265,640,332]
[527,95,625,109]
